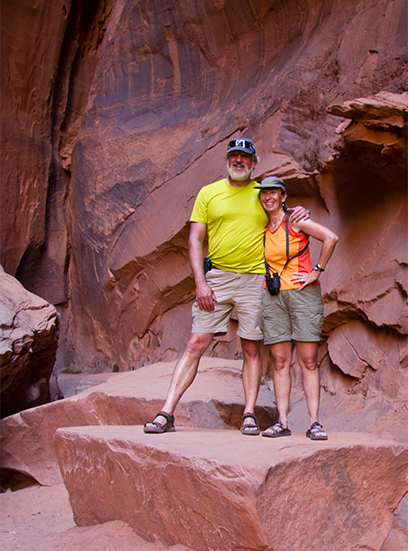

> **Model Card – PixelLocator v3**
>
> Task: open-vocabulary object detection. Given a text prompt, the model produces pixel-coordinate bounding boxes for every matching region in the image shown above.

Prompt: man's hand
[189,222,217,311]
[287,206,310,223]
[196,281,217,312]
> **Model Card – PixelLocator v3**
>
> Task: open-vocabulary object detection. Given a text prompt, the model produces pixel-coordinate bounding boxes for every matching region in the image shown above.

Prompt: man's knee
[185,333,214,356]
[240,338,261,360]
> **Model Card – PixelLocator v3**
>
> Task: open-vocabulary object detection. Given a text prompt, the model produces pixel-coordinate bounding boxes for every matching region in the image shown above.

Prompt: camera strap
[263,215,309,278]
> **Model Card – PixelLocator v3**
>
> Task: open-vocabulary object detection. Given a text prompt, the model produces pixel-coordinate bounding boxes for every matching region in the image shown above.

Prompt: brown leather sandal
[143,411,175,433]
[240,412,260,435]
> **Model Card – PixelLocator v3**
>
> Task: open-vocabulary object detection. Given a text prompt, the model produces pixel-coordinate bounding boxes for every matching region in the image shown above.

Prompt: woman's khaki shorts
[261,285,324,344]
[191,269,264,341]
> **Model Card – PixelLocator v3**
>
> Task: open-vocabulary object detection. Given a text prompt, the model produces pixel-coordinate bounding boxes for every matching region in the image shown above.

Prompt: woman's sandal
[262,420,291,438]
[143,411,175,433]
[306,422,328,440]
[240,412,260,435]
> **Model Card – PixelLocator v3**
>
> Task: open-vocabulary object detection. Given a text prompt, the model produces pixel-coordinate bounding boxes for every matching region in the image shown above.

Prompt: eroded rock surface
[0,359,277,485]
[65,1,408,374]
[381,494,409,551]
[53,425,407,551]
[1,358,407,549]
[0,269,59,418]
[1,0,407,379]
[1,3,407,549]
[1,356,406,487]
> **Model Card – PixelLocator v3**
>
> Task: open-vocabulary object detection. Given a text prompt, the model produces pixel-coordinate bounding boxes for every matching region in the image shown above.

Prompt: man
[144,138,308,435]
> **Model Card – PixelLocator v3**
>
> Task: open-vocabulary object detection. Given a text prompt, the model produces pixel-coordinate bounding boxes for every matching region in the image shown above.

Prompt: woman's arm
[289,219,339,290]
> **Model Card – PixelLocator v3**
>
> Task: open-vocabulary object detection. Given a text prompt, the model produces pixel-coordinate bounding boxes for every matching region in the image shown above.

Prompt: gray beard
[227,161,254,182]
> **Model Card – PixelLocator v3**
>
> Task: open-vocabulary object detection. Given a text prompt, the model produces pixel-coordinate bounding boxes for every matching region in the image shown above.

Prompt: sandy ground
[0,483,192,551]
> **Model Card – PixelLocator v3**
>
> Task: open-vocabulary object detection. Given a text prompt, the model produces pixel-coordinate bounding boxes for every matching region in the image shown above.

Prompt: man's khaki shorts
[261,285,324,345]
[191,269,264,341]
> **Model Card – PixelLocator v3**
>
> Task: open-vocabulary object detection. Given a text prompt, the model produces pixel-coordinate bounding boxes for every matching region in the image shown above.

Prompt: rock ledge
[54,425,407,551]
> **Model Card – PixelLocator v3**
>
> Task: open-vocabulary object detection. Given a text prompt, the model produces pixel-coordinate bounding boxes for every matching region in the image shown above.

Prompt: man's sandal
[306,422,328,440]
[262,420,291,438]
[143,411,175,433]
[240,412,260,436]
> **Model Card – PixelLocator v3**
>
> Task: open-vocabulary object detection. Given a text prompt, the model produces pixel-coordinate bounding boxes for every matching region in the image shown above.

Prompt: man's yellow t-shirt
[190,178,269,273]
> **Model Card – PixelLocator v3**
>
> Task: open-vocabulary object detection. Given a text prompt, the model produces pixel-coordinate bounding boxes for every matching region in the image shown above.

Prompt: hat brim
[253,183,286,190]
[227,147,255,155]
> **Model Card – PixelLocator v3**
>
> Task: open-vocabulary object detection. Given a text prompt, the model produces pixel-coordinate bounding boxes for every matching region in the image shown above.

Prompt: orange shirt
[264,219,318,290]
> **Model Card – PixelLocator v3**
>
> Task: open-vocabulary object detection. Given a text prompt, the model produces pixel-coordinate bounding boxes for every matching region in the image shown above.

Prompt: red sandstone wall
[1,0,407,411]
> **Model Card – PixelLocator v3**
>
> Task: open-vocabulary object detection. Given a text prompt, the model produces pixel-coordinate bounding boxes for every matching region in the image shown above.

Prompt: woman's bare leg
[296,341,320,425]
[270,341,292,428]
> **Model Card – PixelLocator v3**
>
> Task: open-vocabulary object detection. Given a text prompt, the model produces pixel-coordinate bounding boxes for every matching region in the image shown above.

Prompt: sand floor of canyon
[0,482,193,551]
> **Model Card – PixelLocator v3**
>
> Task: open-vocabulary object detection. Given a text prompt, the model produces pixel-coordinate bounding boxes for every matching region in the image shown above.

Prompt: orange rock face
[0,0,407,425]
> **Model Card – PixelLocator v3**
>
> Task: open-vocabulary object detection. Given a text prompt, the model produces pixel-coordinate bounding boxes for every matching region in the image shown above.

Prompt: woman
[254,176,338,440]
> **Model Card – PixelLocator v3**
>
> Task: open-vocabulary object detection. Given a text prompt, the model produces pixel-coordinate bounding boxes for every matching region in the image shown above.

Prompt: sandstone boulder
[381,494,409,551]
[0,359,277,485]
[1,354,406,487]
[54,425,408,551]
[0,269,59,418]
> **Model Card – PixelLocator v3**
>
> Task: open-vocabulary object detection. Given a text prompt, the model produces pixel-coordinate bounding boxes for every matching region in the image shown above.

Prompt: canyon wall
[1,0,407,409]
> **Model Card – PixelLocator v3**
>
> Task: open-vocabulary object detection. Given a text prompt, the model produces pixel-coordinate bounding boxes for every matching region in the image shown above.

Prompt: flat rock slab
[1,359,276,485]
[54,425,407,551]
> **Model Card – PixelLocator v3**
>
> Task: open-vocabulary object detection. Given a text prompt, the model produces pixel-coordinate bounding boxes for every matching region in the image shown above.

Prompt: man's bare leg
[144,332,214,430]
[240,338,262,431]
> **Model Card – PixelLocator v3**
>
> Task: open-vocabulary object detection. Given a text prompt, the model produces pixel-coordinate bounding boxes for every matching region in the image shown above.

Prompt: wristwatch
[314,264,325,272]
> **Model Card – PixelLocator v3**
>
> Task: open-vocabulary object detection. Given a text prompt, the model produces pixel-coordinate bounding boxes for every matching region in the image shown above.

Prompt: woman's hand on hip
[290,270,319,290]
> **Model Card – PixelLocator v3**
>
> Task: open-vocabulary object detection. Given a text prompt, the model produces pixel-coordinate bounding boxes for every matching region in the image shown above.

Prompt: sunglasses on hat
[227,138,256,155]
